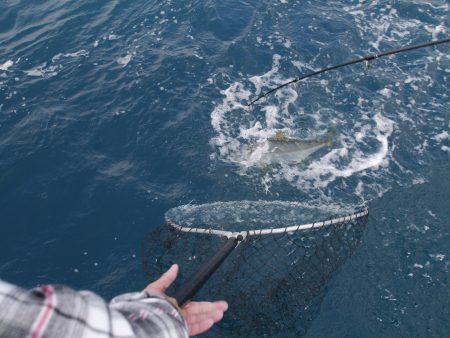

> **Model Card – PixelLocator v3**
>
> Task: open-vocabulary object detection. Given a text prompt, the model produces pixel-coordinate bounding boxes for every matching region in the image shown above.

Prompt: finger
[145,264,178,294]
[213,301,228,312]
[184,300,228,312]
[188,319,214,337]
[182,301,221,316]
[186,310,224,325]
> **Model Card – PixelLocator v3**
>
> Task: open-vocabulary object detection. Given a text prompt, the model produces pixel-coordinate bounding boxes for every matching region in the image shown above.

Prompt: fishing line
[248,37,450,106]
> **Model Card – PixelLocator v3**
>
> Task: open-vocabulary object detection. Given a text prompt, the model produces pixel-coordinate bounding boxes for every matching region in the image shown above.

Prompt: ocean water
[0,0,449,337]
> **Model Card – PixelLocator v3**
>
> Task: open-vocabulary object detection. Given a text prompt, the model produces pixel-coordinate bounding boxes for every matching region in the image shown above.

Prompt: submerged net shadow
[142,201,368,337]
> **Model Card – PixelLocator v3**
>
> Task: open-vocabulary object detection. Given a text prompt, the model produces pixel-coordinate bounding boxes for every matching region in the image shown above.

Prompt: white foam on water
[0,60,13,71]
[25,63,61,78]
[263,105,279,128]
[24,50,88,78]
[292,113,394,188]
[429,253,445,262]
[433,131,449,142]
[291,60,316,73]
[343,0,446,53]
[51,49,89,62]
[210,54,299,168]
[208,41,403,199]
[379,88,394,98]
[424,23,447,40]
[209,47,402,200]
[207,0,448,202]
[117,54,132,67]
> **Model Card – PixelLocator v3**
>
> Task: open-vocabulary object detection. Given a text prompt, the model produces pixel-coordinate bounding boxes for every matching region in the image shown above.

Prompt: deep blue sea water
[0,0,449,337]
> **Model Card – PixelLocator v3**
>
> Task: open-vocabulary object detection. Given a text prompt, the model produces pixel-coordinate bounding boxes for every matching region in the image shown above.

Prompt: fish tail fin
[327,125,337,148]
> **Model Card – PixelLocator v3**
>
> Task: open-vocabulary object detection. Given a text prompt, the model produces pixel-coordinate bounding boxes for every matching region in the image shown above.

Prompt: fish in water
[250,130,334,166]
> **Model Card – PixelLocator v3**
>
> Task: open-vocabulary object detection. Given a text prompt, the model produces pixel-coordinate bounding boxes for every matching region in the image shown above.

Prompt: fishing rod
[248,37,450,106]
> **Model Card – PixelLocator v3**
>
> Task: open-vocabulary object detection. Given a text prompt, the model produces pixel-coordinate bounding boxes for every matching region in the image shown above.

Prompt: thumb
[145,264,179,294]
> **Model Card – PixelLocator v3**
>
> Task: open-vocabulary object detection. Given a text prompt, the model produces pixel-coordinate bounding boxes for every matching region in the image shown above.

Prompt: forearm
[0,279,188,338]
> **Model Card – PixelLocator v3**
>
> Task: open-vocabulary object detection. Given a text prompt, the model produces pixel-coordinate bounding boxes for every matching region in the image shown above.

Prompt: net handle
[171,235,243,306]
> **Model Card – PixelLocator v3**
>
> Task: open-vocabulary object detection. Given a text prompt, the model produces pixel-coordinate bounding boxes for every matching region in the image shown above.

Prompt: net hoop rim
[165,204,369,239]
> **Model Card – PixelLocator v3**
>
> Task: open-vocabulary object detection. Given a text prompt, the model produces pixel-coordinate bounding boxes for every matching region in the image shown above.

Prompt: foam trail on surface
[209,13,448,202]
[0,60,13,71]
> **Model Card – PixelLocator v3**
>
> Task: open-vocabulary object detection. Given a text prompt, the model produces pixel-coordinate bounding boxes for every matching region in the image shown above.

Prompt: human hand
[145,264,228,336]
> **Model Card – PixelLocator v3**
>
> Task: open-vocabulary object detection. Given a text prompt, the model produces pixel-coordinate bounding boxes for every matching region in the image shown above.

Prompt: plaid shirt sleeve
[0,279,188,338]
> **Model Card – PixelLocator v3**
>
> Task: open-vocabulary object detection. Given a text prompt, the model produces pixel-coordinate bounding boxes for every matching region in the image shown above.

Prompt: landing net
[142,200,368,336]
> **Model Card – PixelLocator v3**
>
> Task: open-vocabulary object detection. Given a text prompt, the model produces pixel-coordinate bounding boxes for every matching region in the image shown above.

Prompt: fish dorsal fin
[273,130,287,141]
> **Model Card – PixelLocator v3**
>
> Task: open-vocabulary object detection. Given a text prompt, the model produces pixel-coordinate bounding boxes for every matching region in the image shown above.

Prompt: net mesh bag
[142,201,368,337]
